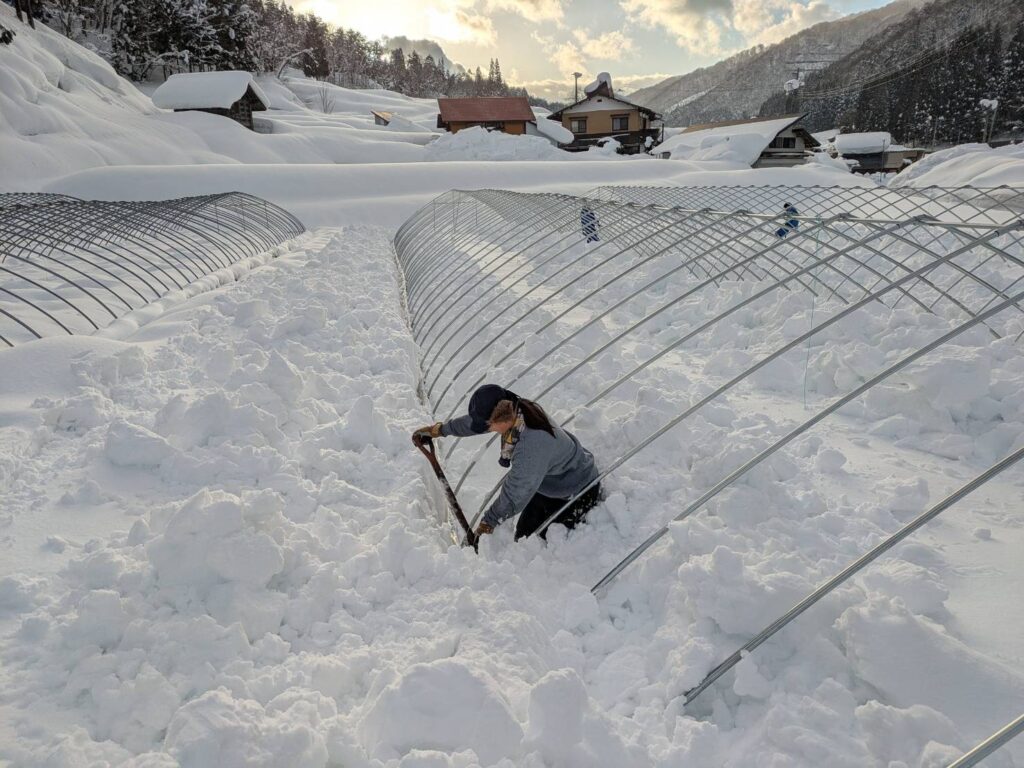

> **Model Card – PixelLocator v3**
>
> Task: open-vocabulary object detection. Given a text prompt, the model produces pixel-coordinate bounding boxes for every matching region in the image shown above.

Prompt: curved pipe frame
[396,189,1024,760]
[0,193,305,346]
[395,186,1023,556]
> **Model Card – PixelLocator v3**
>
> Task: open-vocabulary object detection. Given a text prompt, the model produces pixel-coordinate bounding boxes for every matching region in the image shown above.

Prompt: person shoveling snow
[413,385,601,542]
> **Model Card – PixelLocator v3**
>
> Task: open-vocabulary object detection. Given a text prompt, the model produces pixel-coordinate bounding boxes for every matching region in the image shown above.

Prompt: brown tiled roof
[549,94,660,121]
[437,97,535,123]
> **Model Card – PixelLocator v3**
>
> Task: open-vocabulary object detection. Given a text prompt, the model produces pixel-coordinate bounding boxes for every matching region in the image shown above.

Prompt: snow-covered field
[2,4,1024,766]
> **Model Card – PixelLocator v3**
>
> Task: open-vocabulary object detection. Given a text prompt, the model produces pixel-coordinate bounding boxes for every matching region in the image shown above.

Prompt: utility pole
[573,72,583,102]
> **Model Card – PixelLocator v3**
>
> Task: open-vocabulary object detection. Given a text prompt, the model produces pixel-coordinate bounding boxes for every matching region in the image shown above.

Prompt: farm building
[658,114,819,167]
[436,97,535,135]
[547,73,661,154]
[825,132,926,174]
[152,71,268,131]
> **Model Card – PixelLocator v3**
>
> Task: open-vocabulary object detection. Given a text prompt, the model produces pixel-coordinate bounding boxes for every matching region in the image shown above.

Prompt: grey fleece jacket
[441,414,599,528]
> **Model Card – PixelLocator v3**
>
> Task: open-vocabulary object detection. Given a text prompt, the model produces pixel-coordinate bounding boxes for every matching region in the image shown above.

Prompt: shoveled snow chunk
[165,688,329,767]
[359,659,522,763]
[525,668,587,762]
[105,419,174,467]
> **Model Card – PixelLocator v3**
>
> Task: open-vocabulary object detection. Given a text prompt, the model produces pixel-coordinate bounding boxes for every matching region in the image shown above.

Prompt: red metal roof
[437,97,535,123]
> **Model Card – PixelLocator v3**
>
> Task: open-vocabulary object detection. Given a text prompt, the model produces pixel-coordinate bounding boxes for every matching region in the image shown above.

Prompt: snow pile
[1,204,1023,765]
[800,151,854,174]
[0,228,644,767]
[279,75,440,132]
[658,116,800,166]
[529,111,573,144]
[584,72,613,97]
[0,4,445,189]
[891,142,1024,188]
[423,126,571,161]
[151,71,268,110]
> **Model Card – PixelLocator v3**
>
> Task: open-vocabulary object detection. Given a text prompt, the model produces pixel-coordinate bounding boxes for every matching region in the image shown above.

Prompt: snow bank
[42,160,797,228]
[891,142,1024,188]
[424,126,568,161]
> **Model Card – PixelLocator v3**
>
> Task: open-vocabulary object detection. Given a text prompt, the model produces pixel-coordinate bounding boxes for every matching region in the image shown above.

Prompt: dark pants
[514,483,602,541]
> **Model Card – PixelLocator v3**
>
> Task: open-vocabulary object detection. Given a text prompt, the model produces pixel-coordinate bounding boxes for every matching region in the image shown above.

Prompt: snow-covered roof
[812,127,841,144]
[832,132,893,155]
[529,111,573,144]
[561,96,642,115]
[152,71,268,111]
[659,115,806,165]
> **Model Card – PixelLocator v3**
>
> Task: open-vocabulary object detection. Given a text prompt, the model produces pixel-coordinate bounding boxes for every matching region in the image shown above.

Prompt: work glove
[475,521,494,537]
[412,422,443,444]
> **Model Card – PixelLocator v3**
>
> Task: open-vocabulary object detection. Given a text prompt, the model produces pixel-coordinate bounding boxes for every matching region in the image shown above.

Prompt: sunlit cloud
[620,0,839,54]
[533,28,638,78]
[486,0,565,22]
[572,29,635,59]
[516,71,674,101]
[733,0,838,46]
[291,0,566,39]
[289,0,495,44]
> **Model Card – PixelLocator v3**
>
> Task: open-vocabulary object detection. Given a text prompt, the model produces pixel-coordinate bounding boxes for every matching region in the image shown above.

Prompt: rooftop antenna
[573,72,583,102]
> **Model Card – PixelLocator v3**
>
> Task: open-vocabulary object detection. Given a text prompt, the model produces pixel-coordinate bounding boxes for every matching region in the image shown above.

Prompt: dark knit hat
[467,384,518,434]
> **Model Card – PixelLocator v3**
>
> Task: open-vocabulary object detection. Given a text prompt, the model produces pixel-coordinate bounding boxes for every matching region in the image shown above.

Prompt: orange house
[436,97,535,135]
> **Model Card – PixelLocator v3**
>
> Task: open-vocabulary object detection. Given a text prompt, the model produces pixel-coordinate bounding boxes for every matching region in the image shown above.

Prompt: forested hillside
[1,0,526,100]
[628,0,923,126]
[759,0,1024,145]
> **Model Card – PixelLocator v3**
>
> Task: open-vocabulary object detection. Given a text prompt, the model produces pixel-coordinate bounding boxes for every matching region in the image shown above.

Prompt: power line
[799,27,986,100]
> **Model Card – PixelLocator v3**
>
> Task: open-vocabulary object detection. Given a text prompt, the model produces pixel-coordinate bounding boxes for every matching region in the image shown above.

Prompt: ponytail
[518,398,555,437]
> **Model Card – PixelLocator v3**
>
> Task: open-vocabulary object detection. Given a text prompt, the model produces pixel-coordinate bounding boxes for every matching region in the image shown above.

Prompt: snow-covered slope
[628,0,924,126]
[0,6,445,189]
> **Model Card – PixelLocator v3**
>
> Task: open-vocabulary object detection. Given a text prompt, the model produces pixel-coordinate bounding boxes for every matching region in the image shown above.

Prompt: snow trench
[0,202,1022,766]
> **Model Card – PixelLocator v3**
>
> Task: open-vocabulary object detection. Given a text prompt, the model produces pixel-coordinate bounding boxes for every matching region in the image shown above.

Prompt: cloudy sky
[291,0,893,100]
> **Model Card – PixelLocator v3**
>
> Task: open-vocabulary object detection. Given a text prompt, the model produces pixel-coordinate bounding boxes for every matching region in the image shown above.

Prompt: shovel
[413,435,478,551]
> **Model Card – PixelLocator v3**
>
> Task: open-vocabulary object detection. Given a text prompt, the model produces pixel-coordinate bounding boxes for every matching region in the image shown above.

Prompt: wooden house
[436,97,535,135]
[826,132,925,174]
[546,74,661,154]
[152,71,268,131]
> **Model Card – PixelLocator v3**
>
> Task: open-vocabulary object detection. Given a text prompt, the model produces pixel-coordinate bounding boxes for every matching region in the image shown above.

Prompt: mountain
[759,0,1024,143]
[630,0,926,127]
[384,36,465,74]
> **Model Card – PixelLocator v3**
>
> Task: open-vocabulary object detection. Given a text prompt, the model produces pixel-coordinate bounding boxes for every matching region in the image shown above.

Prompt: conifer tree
[111,0,156,79]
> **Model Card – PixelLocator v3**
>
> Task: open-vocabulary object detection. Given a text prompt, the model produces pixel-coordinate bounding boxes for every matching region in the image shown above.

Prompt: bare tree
[317,82,336,114]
